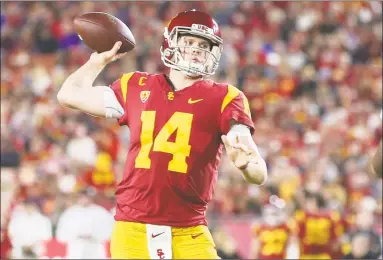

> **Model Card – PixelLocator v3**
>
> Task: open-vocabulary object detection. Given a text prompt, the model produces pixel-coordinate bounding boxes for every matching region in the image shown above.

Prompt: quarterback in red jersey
[58,10,267,259]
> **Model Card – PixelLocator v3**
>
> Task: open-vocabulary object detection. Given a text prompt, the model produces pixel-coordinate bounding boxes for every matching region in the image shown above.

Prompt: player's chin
[186,74,203,80]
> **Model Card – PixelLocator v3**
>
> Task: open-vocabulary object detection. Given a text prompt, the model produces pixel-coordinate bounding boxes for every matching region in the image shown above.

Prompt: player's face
[177,35,211,64]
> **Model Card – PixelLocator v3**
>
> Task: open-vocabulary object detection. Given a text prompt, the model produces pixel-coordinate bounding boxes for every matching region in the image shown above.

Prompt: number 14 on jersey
[135,111,194,174]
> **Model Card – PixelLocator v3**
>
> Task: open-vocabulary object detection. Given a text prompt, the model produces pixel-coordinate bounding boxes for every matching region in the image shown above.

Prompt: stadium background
[1,1,382,259]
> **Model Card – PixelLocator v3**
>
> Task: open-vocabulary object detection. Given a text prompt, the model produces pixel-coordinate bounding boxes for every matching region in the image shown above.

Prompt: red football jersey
[295,210,343,257]
[252,223,292,259]
[77,152,116,192]
[110,72,254,227]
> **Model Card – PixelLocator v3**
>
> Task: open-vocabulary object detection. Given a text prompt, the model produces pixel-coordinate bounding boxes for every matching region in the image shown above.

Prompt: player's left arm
[222,123,267,185]
[220,85,267,185]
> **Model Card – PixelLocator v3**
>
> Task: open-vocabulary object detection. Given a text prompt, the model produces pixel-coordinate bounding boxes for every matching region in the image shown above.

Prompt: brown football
[73,12,136,53]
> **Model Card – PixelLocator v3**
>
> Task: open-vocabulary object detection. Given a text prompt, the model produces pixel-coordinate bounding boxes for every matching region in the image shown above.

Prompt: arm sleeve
[219,85,255,135]
[103,87,124,119]
[108,72,135,125]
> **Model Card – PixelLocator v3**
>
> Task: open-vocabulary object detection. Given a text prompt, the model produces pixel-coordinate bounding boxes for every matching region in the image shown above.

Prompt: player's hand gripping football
[89,41,127,66]
[221,133,256,170]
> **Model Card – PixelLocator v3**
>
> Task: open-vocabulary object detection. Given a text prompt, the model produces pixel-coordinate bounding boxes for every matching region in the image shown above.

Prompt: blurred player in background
[294,191,344,259]
[57,9,267,259]
[250,204,294,259]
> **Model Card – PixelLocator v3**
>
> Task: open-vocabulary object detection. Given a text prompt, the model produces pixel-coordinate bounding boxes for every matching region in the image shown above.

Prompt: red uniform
[252,223,292,259]
[110,72,254,227]
[78,152,116,192]
[295,210,343,259]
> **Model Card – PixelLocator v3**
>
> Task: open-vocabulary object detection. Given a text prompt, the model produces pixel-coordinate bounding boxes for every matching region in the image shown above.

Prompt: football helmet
[160,10,223,77]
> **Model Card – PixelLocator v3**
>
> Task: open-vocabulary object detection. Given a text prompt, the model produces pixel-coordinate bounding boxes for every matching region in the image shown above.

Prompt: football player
[250,204,293,259]
[294,192,344,259]
[57,10,267,259]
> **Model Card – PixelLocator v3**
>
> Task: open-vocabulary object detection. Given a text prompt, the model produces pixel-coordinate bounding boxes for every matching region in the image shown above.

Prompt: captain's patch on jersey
[140,91,151,103]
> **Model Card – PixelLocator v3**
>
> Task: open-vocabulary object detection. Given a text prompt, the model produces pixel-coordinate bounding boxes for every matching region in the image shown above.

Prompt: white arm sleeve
[103,86,124,119]
[227,124,260,154]
[226,124,251,145]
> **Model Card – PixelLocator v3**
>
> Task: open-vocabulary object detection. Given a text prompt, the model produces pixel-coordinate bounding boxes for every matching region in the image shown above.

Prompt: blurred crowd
[1,1,382,259]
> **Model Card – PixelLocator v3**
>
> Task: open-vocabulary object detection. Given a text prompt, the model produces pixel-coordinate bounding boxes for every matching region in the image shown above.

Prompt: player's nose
[191,46,201,56]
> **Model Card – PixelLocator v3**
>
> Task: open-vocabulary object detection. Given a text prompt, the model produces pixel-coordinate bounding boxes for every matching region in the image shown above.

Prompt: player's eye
[200,43,209,50]
[183,38,193,45]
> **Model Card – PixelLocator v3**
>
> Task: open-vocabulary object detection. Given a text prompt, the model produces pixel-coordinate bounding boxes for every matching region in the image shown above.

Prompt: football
[73,12,136,53]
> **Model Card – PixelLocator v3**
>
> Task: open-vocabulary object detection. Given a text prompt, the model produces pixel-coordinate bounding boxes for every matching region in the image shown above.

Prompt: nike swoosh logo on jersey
[191,233,204,239]
[188,98,203,104]
[152,232,165,238]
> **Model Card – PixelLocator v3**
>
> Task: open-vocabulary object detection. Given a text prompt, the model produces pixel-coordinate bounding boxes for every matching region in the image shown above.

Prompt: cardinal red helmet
[160,10,223,77]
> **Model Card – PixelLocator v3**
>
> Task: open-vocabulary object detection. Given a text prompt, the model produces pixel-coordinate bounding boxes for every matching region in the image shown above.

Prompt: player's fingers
[114,52,127,60]
[234,151,249,169]
[232,143,251,154]
[221,135,232,150]
[107,41,122,57]
[223,136,243,163]
[222,135,236,156]
[111,52,127,62]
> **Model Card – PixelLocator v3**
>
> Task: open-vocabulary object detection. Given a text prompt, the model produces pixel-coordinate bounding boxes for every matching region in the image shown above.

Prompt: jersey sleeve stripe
[120,72,135,103]
[243,95,252,117]
[221,85,240,113]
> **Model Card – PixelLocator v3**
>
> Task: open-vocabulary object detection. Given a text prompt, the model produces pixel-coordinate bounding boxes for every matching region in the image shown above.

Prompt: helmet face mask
[160,10,223,77]
[177,34,212,63]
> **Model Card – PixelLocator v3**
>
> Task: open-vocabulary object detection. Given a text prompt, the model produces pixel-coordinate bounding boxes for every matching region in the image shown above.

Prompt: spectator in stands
[347,209,381,259]
[370,111,382,177]
[66,122,98,168]
[343,231,381,259]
